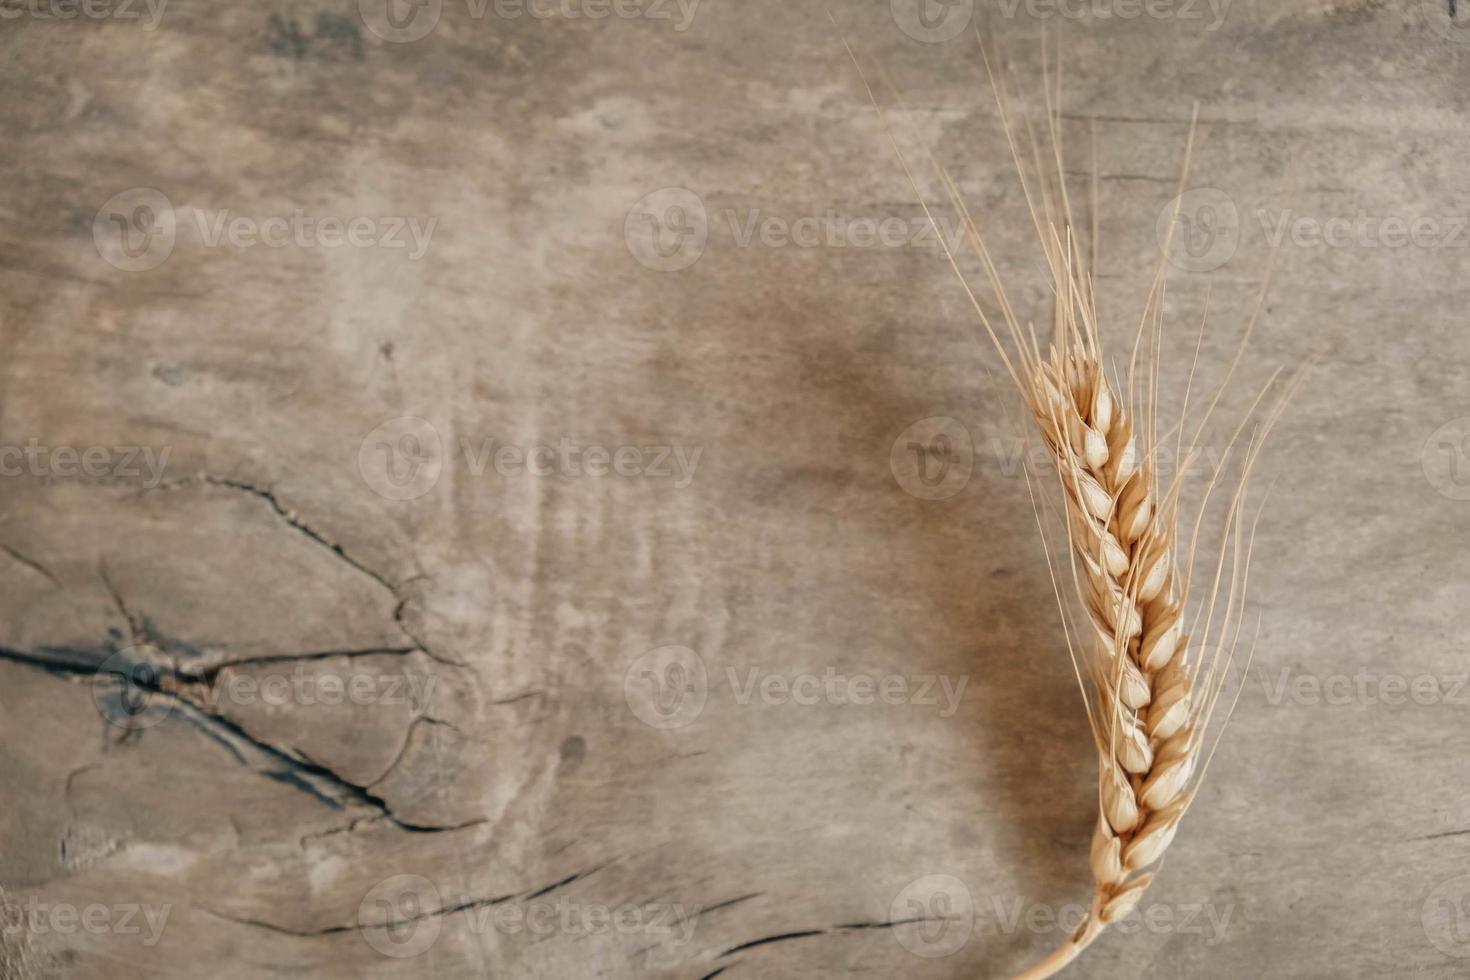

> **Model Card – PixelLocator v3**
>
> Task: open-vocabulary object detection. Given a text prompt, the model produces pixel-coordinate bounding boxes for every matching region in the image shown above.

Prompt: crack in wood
[0,646,478,834]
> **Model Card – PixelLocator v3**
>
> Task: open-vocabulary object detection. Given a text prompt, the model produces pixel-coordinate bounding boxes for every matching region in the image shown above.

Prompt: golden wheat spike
[834,19,1299,978]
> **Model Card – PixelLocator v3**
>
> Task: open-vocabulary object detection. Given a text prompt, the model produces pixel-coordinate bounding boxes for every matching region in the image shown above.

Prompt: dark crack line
[491,689,546,706]
[201,883,522,938]
[631,893,764,960]
[0,646,94,681]
[298,814,384,848]
[718,916,948,958]
[1061,168,1177,184]
[191,645,419,678]
[190,475,458,667]
[831,916,937,930]
[365,714,459,788]
[260,769,347,811]
[524,862,611,900]
[159,692,482,834]
[172,708,250,765]
[198,907,357,939]
[62,763,104,855]
[122,677,395,822]
[63,763,102,804]
[100,568,415,680]
[719,930,825,956]
[0,646,469,834]
[687,893,762,920]
[200,862,612,939]
[1411,827,1470,841]
[699,967,734,980]
[200,476,395,594]
[98,563,145,646]
[1,543,61,588]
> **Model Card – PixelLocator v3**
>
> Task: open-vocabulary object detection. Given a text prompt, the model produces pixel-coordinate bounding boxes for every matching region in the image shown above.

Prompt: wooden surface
[2,1,1469,977]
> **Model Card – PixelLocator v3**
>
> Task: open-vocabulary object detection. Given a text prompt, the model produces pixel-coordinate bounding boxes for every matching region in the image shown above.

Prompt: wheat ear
[978,41,1302,977]
[834,23,1299,978]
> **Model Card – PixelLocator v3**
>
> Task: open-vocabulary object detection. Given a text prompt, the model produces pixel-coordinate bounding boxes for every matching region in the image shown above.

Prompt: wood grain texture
[2,1,1468,977]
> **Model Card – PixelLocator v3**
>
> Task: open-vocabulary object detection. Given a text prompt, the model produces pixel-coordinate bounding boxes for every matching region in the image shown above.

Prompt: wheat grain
[836,23,1298,979]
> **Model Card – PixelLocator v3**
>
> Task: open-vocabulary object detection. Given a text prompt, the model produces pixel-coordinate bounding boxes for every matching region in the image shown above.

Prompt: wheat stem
[1009,909,1106,980]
